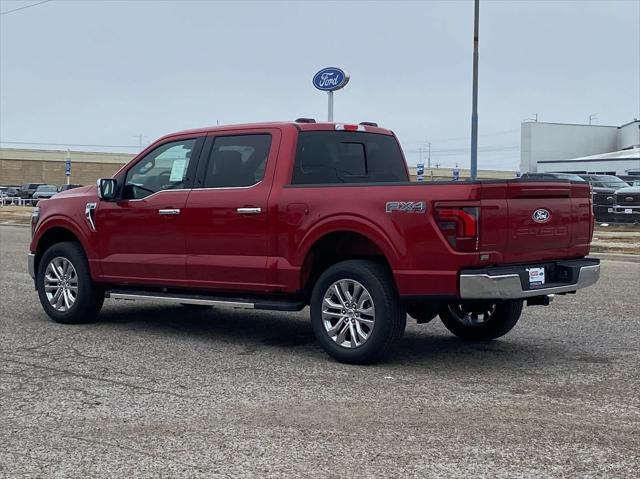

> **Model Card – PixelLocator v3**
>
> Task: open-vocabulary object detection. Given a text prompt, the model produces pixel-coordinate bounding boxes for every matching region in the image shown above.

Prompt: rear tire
[310,260,405,364]
[439,300,523,340]
[36,241,104,324]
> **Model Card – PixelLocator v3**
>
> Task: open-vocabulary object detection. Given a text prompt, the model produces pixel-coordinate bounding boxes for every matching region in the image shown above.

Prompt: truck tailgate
[480,181,592,264]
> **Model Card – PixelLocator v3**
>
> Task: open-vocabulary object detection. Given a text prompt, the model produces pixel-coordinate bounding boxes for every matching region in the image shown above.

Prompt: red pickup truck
[28,120,600,363]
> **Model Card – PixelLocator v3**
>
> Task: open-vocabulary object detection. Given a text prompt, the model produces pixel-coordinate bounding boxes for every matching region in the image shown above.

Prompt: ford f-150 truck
[28,120,600,363]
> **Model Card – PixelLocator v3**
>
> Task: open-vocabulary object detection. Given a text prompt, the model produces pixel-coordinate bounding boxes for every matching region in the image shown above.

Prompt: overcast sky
[1,0,639,170]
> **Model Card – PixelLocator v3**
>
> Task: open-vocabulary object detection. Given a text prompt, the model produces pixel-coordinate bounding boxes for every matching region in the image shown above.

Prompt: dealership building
[0,148,133,187]
[520,120,640,177]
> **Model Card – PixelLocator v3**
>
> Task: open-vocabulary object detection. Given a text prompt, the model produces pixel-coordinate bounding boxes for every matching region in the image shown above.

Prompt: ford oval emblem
[532,208,551,223]
[312,67,350,91]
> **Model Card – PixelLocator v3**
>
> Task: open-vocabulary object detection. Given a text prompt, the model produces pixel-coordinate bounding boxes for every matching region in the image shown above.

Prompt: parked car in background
[58,184,83,193]
[574,174,635,222]
[613,182,640,218]
[32,185,59,203]
[1,186,22,204]
[19,183,45,201]
[519,172,586,182]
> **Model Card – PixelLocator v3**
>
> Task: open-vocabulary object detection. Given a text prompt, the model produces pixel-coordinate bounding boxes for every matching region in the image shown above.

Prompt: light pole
[470,0,480,180]
[588,114,597,125]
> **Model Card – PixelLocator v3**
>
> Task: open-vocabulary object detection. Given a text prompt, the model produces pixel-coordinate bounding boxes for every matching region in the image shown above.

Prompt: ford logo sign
[312,67,350,91]
[532,208,551,223]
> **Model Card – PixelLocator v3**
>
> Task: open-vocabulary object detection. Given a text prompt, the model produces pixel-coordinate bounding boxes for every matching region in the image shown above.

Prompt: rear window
[291,131,408,185]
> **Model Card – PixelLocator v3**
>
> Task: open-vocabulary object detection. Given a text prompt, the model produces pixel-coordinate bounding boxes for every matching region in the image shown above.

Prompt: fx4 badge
[386,201,426,213]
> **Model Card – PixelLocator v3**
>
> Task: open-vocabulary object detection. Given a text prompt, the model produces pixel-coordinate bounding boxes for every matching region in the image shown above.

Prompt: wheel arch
[33,223,89,278]
[299,226,399,297]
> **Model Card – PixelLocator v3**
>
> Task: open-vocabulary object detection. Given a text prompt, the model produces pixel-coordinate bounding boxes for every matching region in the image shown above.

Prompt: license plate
[624,208,633,214]
[527,267,545,286]
[607,208,613,213]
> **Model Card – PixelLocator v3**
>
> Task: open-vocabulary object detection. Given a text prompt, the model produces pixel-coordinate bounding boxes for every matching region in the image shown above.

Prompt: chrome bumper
[28,253,36,279]
[460,261,600,300]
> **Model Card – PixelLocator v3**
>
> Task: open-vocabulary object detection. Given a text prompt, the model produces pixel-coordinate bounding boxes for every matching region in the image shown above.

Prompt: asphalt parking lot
[0,225,638,478]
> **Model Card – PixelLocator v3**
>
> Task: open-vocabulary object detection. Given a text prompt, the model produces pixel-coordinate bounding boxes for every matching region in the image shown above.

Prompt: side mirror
[97,178,116,200]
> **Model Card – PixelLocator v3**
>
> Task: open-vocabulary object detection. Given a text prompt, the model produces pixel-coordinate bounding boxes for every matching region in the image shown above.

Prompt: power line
[0,0,53,16]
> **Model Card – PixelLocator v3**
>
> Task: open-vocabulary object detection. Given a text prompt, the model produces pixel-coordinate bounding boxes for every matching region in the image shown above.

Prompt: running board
[105,289,305,312]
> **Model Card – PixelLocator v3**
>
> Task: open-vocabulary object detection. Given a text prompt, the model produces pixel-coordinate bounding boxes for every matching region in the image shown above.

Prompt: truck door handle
[237,207,261,215]
[158,208,180,215]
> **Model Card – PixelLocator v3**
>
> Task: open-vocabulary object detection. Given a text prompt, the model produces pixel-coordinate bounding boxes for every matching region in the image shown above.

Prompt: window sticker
[169,159,187,182]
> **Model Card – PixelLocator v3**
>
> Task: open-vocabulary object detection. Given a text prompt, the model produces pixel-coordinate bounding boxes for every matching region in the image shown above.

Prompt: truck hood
[615,186,640,194]
[52,184,97,200]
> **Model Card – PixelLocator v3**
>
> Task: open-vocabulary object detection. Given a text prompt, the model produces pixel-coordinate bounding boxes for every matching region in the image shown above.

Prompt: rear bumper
[459,258,600,300]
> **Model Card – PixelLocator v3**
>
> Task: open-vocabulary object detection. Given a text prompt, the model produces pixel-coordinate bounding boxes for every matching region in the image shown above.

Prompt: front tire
[310,260,405,364]
[439,300,523,340]
[36,241,104,324]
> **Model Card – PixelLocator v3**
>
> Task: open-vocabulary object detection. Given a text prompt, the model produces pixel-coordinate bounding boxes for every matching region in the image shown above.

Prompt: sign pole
[65,148,71,185]
[470,0,479,180]
[327,91,334,122]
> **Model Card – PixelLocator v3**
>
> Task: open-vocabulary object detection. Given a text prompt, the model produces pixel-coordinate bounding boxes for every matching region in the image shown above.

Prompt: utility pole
[427,141,431,169]
[470,0,480,180]
[588,114,597,125]
[133,134,148,152]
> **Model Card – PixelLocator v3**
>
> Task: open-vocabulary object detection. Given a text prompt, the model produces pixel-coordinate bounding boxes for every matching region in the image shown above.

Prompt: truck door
[183,129,281,292]
[95,136,204,285]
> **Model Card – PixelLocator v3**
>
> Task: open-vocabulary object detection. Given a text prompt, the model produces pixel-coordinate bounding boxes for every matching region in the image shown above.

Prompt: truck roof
[162,121,395,141]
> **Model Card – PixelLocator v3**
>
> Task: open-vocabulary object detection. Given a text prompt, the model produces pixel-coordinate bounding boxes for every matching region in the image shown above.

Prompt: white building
[520,120,640,176]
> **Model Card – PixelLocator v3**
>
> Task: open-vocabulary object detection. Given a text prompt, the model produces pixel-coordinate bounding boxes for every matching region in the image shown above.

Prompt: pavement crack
[61,435,210,473]
[0,356,203,400]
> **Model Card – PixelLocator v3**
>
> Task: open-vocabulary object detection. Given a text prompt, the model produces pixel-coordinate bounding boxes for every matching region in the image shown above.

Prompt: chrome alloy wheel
[446,303,497,327]
[322,279,375,348]
[44,257,78,312]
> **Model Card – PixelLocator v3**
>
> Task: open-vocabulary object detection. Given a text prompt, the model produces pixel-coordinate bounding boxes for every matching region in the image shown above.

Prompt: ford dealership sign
[312,67,350,91]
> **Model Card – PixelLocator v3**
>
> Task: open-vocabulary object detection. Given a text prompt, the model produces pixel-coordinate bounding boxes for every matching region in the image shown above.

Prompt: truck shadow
[94,303,586,370]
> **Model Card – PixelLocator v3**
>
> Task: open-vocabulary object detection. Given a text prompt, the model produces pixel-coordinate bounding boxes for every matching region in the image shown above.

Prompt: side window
[124,139,196,199]
[202,134,272,188]
[291,132,408,185]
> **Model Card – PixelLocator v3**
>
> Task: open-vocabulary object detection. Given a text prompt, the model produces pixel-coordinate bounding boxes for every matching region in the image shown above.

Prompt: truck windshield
[292,131,408,185]
[592,176,627,188]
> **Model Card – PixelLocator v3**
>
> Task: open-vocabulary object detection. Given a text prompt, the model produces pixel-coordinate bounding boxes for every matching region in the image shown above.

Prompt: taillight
[435,205,479,252]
